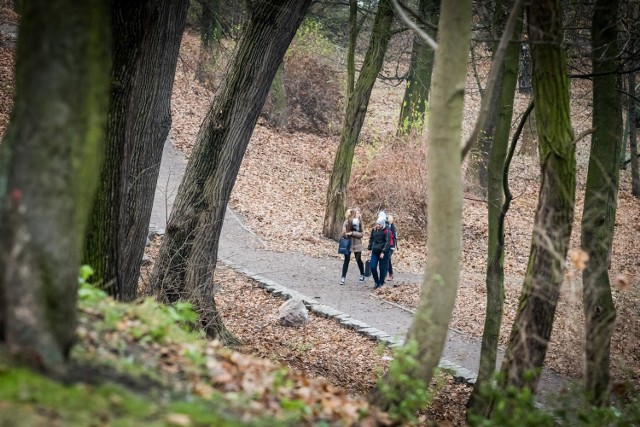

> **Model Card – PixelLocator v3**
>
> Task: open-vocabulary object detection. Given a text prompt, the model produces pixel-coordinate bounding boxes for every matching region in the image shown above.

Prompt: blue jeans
[370,250,389,287]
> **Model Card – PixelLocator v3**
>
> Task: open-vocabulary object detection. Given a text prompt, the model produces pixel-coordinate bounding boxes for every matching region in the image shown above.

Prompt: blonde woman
[339,208,365,285]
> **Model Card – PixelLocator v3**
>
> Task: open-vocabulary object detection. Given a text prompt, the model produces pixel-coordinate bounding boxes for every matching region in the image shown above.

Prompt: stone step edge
[221,259,477,384]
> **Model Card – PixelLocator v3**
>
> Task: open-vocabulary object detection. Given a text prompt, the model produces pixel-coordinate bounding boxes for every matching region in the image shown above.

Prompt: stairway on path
[150,139,571,404]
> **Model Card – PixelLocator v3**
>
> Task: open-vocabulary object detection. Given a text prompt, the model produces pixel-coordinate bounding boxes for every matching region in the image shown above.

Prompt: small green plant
[468,372,553,427]
[77,264,108,304]
[376,339,430,423]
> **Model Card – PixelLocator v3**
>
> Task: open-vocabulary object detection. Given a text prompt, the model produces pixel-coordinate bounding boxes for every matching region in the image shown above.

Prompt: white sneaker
[340,277,345,285]
[359,275,365,283]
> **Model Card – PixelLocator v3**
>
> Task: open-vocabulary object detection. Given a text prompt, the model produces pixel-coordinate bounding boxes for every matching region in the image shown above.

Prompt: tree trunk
[396,0,439,135]
[371,0,471,417]
[84,0,189,301]
[630,73,640,197]
[581,0,621,406]
[150,0,312,343]
[199,0,220,49]
[0,0,110,371]
[498,0,576,396]
[347,0,357,99]
[468,0,523,415]
[517,43,532,94]
[323,0,394,240]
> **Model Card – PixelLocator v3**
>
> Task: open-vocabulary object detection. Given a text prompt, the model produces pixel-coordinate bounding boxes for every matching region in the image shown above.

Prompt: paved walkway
[150,139,569,402]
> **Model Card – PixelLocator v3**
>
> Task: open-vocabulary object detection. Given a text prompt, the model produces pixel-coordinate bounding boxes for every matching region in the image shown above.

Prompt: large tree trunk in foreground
[371,0,471,417]
[468,0,522,416]
[396,0,439,136]
[498,0,575,396]
[84,0,188,301]
[323,0,394,240]
[150,0,311,343]
[581,0,621,406]
[0,0,109,371]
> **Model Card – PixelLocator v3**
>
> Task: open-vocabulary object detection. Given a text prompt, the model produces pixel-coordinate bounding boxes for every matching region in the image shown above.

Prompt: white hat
[376,211,386,226]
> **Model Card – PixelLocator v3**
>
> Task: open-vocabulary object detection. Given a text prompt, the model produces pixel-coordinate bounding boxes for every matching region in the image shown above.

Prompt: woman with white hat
[367,211,390,289]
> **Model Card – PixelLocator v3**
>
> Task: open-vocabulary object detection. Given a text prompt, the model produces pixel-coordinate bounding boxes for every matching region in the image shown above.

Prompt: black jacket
[367,226,390,253]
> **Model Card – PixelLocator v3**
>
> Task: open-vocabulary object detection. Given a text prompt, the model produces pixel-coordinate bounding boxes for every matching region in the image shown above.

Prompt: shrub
[262,19,344,134]
[349,137,428,239]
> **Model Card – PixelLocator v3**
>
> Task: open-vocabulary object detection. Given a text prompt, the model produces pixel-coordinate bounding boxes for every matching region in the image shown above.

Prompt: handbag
[364,257,371,277]
[338,237,351,255]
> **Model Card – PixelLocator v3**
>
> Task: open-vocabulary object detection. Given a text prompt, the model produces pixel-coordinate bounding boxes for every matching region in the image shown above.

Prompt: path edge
[222,259,477,384]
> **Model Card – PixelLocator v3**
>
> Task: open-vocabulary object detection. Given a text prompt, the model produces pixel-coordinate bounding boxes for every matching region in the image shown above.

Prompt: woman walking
[339,208,366,285]
[367,212,390,289]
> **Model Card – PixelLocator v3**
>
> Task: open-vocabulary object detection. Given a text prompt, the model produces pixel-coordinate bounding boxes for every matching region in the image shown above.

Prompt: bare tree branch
[390,0,438,51]
[461,0,526,160]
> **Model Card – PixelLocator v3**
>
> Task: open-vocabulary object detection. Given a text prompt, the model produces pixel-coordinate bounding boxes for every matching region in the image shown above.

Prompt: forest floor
[1,7,640,423]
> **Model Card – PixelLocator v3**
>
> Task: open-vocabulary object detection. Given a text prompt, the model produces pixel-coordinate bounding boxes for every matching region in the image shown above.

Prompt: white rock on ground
[278,298,309,327]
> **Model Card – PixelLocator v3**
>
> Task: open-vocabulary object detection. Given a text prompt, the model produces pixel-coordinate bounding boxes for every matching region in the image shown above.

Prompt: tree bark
[630,73,640,197]
[468,0,523,415]
[84,0,189,301]
[347,0,357,99]
[371,0,471,415]
[581,0,621,406]
[498,0,576,396]
[323,0,394,240]
[150,0,312,343]
[0,0,110,371]
[396,0,439,135]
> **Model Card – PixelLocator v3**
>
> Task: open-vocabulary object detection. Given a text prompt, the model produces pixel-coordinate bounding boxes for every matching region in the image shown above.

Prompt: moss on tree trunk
[581,0,621,406]
[0,0,110,371]
[397,0,438,136]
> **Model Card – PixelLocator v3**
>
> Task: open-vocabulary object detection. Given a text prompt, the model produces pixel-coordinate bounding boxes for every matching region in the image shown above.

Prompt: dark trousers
[342,251,364,277]
[388,250,394,276]
[370,250,389,286]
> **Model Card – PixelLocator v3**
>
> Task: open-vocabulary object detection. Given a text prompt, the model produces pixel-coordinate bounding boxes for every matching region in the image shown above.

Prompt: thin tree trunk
[150,0,312,343]
[0,0,110,371]
[347,0,357,99]
[268,63,288,128]
[371,0,471,417]
[396,0,438,135]
[630,73,640,196]
[468,0,523,415]
[498,0,576,396]
[84,0,189,301]
[323,0,394,240]
[581,0,621,406]
[199,0,220,49]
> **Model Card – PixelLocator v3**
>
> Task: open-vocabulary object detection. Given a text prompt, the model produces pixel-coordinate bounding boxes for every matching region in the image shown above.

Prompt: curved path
[150,140,569,403]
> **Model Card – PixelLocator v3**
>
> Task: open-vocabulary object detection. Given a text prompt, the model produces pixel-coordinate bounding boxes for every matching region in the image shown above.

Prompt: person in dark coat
[367,212,390,289]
